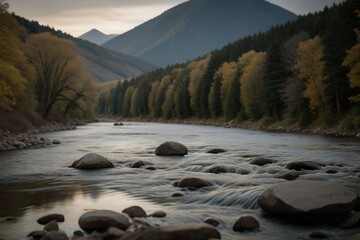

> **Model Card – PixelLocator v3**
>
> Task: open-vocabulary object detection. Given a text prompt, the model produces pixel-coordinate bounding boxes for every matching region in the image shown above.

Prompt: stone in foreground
[37,214,65,225]
[78,210,130,232]
[71,153,114,170]
[40,231,69,240]
[120,223,221,240]
[155,141,188,156]
[233,216,260,232]
[177,177,210,188]
[122,206,147,218]
[258,180,358,217]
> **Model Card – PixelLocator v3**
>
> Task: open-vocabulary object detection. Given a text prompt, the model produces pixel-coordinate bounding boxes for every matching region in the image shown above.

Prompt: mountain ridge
[102,0,297,67]
[79,28,117,45]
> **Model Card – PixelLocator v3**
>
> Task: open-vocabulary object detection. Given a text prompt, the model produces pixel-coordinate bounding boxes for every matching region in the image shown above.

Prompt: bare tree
[0,0,9,13]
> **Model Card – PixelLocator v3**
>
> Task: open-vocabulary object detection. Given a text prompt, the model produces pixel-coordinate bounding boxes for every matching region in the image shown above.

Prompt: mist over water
[0,122,359,239]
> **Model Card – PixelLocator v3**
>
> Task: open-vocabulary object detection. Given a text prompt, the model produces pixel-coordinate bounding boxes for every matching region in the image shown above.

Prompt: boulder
[207,149,226,154]
[120,223,221,240]
[151,210,167,218]
[258,180,358,217]
[122,206,147,218]
[129,161,145,168]
[71,153,114,170]
[78,210,130,232]
[155,142,188,156]
[41,231,69,240]
[285,161,321,171]
[249,157,277,166]
[37,214,65,225]
[177,177,210,188]
[44,220,59,232]
[233,216,260,232]
[204,218,219,227]
[52,139,61,144]
[206,166,227,174]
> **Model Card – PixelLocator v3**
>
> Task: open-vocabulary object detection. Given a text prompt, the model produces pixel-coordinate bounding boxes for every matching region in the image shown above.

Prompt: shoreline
[103,117,360,139]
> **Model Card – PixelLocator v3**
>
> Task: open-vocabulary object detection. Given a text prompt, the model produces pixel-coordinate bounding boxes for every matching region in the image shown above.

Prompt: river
[0,122,359,239]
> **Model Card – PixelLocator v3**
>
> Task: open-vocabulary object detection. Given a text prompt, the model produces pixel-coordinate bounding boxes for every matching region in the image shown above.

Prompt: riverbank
[0,122,80,152]
[100,117,360,139]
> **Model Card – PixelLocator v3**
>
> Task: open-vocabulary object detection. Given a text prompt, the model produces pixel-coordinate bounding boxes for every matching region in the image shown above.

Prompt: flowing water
[0,122,359,240]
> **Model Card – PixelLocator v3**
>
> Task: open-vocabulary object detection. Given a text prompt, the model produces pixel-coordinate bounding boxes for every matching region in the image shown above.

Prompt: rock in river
[177,177,210,188]
[120,223,221,240]
[41,231,69,240]
[122,206,147,218]
[155,141,188,156]
[78,210,130,232]
[285,161,321,171]
[37,214,65,225]
[233,216,260,232]
[258,180,358,217]
[249,157,277,166]
[71,153,114,170]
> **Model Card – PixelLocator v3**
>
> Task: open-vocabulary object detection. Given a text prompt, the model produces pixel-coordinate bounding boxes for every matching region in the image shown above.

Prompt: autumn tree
[239,51,266,120]
[0,0,9,13]
[25,32,95,119]
[295,36,329,116]
[0,13,34,111]
[343,11,360,102]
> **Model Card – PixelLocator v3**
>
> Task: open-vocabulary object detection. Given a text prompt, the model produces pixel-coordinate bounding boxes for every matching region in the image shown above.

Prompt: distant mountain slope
[79,29,117,45]
[14,16,157,82]
[102,0,297,67]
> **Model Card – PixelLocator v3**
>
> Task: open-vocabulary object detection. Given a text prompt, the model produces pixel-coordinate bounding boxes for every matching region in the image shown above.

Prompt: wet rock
[129,161,145,168]
[28,230,45,239]
[52,139,61,144]
[258,180,358,217]
[78,210,131,232]
[155,141,188,156]
[177,177,210,188]
[206,165,227,174]
[122,206,147,218]
[171,181,179,187]
[120,223,221,240]
[73,230,84,237]
[309,231,329,238]
[172,192,184,197]
[204,218,219,227]
[37,214,65,225]
[146,166,156,170]
[279,172,300,181]
[151,210,166,218]
[345,232,360,240]
[44,220,59,232]
[249,157,277,166]
[286,161,321,171]
[114,122,124,126]
[207,148,226,154]
[41,231,69,240]
[341,212,360,228]
[105,227,125,238]
[134,218,155,228]
[233,216,260,232]
[326,169,337,174]
[71,153,114,170]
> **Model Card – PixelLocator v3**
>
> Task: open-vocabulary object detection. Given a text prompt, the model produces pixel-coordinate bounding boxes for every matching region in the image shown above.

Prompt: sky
[8,0,345,37]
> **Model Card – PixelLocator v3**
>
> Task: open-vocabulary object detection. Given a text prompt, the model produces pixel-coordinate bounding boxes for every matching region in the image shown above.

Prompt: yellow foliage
[295,36,329,114]
[215,61,238,111]
[343,28,360,102]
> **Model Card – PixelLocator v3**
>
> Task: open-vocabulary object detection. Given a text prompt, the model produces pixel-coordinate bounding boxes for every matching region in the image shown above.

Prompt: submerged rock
[120,223,221,240]
[52,139,61,144]
[37,214,65,225]
[249,157,277,166]
[78,210,130,232]
[155,141,188,156]
[204,218,219,227]
[114,122,124,126]
[122,206,147,218]
[278,172,300,181]
[233,216,260,232]
[258,180,357,217]
[177,177,210,188]
[286,161,321,171]
[71,153,114,170]
[206,165,227,174]
[129,161,145,168]
[172,192,184,197]
[207,148,226,154]
[151,210,167,218]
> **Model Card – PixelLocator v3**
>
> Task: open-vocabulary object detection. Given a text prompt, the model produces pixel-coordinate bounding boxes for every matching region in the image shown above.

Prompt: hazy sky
[8,0,344,37]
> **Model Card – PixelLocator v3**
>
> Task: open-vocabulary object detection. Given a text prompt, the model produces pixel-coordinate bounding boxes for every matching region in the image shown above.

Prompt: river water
[0,122,359,240]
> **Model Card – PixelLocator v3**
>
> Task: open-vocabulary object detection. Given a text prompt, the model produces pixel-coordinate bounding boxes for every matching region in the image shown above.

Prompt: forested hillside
[103,0,296,67]
[99,0,360,131]
[0,4,100,131]
[15,16,157,83]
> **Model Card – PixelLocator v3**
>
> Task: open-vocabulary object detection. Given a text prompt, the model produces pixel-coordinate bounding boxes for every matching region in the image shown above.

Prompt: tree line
[98,0,360,130]
[0,2,98,131]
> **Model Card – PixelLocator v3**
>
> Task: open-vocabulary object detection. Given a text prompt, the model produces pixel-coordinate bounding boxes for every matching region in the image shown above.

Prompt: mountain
[79,29,117,45]
[102,0,297,67]
[14,16,157,82]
